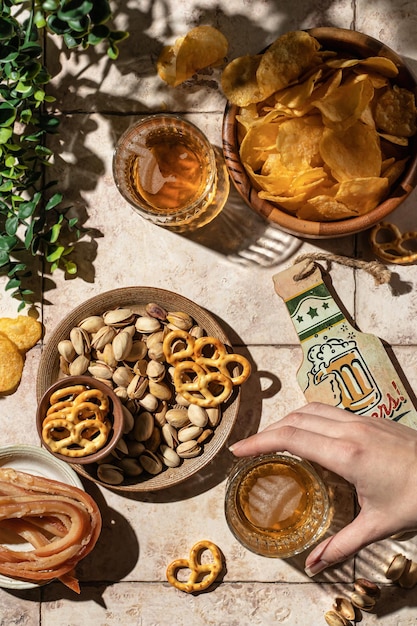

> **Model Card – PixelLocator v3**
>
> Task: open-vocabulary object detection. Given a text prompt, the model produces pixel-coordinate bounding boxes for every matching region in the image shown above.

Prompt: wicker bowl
[36,287,242,492]
[222,27,417,239]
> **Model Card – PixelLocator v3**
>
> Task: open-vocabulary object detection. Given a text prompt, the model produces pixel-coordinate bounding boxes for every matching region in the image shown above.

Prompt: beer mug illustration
[307,338,382,414]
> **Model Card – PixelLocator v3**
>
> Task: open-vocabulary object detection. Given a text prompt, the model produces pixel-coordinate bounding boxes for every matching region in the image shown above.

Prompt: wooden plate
[36,287,241,492]
[222,27,417,239]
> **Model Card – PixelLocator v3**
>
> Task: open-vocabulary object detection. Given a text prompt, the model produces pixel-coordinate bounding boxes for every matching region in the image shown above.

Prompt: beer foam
[308,337,356,376]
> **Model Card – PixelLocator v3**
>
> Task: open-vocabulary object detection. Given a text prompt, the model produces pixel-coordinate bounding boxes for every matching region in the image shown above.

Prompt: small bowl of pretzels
[36,376,124,465]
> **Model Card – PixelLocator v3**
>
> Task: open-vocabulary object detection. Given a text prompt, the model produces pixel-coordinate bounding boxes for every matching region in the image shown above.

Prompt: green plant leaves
[0,1,128,308]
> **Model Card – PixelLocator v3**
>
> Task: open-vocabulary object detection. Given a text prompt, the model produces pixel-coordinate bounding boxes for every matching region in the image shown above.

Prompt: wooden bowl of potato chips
[222,27,417,238]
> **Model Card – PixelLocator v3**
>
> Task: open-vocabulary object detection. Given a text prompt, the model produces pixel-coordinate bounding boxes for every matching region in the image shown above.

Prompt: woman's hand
[230,402,417,576]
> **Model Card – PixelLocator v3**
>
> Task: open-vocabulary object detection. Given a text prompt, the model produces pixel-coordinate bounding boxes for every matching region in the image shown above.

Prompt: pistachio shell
[178,425,203,443]
[206,407,220,428]
[70,327,91,355]
[189,325,204,338]
[148,379,172,401]
[197,428,213,444]
[78,315,105,333]
[91,326,116,351]
[187,404,208,427]
[103,308,134,326]
[135,316,161,333]
[354,579,380,598]
[88,361,114,380]
[113,365,134,388]
[138,393,159,412]
[98,343,118,368]
[324,611,350,626]
[333,598,355,620]
[126,440,146,456]
[145,302,167,320]
[161,423,178,448]
[121,405,135,433]
[58,339,76,363]
[146,360,166,382]
[125,340,147,361]
[350,591,376,611]
[398,560,417,589]
[132,411,155,442]
[165,407,189,428]
[154,401,168,427]
[148,342,164,361]
[159,445,181,468]
[166,311,193,330]
[97,464,124,485]
[139,450,163,475]
[127,374,148,400]
[118,457,143,476]
[386,553,409,581]
[113,330,133,361]
[69,354,90,376]
[176,440,201,459]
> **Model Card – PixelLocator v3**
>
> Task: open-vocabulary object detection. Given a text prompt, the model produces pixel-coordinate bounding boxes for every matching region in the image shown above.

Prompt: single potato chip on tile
[0,332,24,394]
[0,315,42,353]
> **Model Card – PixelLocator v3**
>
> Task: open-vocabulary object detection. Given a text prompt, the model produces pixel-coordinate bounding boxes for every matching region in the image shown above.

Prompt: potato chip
[256,31,320,99]
[240,122,282,170]
[157,25,228,87]
[319,121,382,182]
[276,116,323,169]
[0,332,24,394]
[0,315,42,353]
[221,54,264,107]
[374,85,417,137]
[335,177,389,213]
[314,76,374,130]
[298,195,359,221]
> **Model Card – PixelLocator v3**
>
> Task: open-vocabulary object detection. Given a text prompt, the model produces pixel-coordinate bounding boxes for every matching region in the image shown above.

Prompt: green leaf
[0,18,15,41]
[5,277,21,290]
[5,215,19,235]
[46,244,65,262]
[0,103,16,127]
[64,260,77,274]
[0,251,10,267]
[90,0,111,24]
[49,221,62,243]
[45,192,63,210]
[0,127,13,144]
[42,0,60,10]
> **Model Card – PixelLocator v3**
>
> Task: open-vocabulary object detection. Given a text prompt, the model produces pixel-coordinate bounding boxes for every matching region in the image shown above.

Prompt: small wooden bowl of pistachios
[36,287,245,492]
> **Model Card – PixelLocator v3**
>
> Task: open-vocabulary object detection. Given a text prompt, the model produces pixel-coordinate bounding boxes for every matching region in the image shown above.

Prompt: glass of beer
[225,453,331,558]
[112,114,229,231]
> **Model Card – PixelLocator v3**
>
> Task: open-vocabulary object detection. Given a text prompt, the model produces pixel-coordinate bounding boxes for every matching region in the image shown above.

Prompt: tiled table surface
[2,1,417,624]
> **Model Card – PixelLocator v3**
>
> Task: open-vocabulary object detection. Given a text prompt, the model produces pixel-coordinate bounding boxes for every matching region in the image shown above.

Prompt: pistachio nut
[125,340,147,361]
[324,611,351,626]
[206,407,220,428]
[176,440,201,459]
[98,342,118,368]
[91,325,116,351]
[159,445,181,468]
[69,354,90,376]
[353,579,380,598]
[386,553,409,581]
[121,404,135,433]
[137,392,158,412]
[132,411,154,442]
[135,316,161,334]
[113,365,134,388]
[78,315,105,333]
[187,404,208,428]
[88,361,114,380]
[166,311,193,331]
[178,425,203,443]
[350,591,376,611]
[127,374,148,400]
[112,330,133,361]
[333,598,355,621]
[70,326,91,355]
[97,463,124,485]
[189,325,204,339]
[126,440,146,457]
[398,560,417,589]
[165,407,190,429]
[154,401,168,427]
[147,359,166,382]
[139,450,163,475]
[148,379,172,401]
[118,457,143,477]
[161,423,178,448]
[103,308,135,327]
[58,339,76,363]
[145,302,167,320]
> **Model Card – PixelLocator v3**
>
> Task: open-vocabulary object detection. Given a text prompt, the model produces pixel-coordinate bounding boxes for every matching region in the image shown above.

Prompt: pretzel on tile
[173,361,233,408]
[193,336,251,386]
[166,540,223,593]
[370,222,417,265]
[42,417,110,457]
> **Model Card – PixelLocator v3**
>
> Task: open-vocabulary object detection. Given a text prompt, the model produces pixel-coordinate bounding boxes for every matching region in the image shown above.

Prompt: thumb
[304,514,380,577]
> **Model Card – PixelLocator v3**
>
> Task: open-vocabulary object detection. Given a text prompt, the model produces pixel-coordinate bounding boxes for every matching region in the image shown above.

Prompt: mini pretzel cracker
[42,384,111,457]
[370,222,417,264]
[42,417,110,457]
[166,540,223,593]
[173,361,234,408]
[163,330,251,407]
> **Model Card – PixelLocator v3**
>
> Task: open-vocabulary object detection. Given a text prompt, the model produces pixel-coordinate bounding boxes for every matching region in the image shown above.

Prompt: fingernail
[228,440,244,454]
[304,559,329,577]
